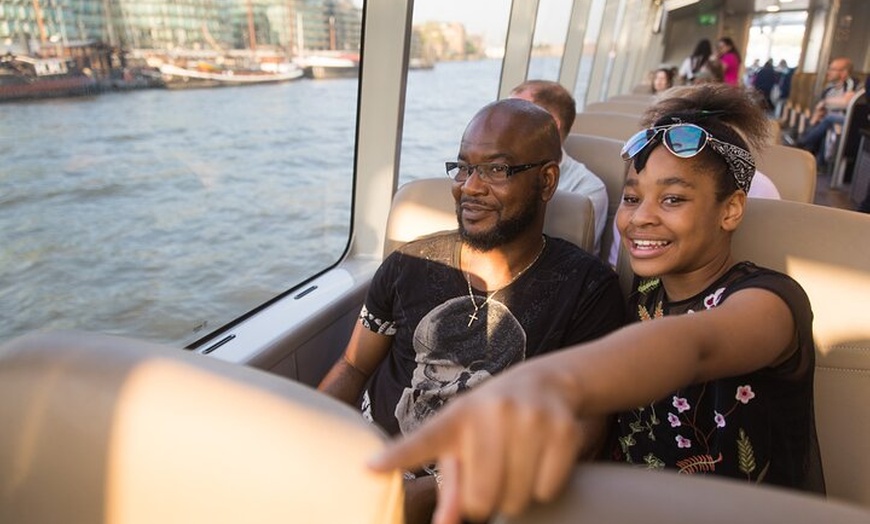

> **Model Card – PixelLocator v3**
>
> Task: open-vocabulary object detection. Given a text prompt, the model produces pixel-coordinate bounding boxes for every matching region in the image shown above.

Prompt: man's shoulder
[390,231,459,264]
[544,236,615,278]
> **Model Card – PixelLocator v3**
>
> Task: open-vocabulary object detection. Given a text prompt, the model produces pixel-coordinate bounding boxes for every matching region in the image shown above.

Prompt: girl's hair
[635,84,768,201]
[690,39,712,74]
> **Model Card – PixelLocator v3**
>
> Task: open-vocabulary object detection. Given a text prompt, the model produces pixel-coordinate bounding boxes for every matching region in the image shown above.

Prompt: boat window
[0,1,364,346]
[528,0,573,81]
[745,11,808,73]
[399,0,511,186]
[573,0,607,109]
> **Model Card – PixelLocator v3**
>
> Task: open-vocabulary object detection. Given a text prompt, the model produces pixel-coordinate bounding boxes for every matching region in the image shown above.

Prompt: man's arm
[318,321,392,406]
[823,89,857,111]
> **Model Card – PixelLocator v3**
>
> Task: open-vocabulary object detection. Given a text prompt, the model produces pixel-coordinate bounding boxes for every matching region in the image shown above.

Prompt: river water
[0,57,561,346]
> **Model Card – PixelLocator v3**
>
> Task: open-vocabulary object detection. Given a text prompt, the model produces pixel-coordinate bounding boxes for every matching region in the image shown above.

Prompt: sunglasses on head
[621,123,727,161]
[620,122,756,193]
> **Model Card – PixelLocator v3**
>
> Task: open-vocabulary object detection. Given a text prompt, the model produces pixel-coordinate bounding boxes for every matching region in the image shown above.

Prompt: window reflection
[400,0,511,185]
[528,0,572,81]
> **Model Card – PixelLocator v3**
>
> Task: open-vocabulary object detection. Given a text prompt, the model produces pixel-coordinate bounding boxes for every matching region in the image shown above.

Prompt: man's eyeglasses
[445,161,549,184]
[620,122,755,192]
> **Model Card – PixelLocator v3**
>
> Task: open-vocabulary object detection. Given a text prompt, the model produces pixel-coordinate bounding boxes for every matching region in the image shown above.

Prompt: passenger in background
[370,84,825,524]
[752,59,778,112]
[678,39,713,85]
[716,37,742,86]
[319,98,626,523]
[651,67,675,94]
[510,80,609,255]
[796,57,859,166]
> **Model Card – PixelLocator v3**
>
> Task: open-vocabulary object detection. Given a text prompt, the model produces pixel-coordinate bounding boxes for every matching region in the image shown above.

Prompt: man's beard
[457,192,541,251]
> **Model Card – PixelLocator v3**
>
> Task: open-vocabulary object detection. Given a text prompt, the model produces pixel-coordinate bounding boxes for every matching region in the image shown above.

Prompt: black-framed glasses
[620,122,755,192]
[445,161,549,184]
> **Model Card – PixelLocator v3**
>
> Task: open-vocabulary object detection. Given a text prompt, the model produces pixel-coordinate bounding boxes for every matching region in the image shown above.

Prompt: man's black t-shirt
[360,232,626,436]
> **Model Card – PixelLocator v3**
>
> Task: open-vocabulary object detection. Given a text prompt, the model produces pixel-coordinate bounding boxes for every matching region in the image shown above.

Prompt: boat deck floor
[814,172,860,211]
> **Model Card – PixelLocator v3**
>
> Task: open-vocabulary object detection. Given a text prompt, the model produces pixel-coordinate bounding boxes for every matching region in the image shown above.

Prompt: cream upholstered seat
[730,198,870,509]
[570,111,641,141]
[756,144,817,203]
[608,94,655,104]
[384,177,595,256]
[496,463,870,524]
[0,331,403,524]
[612,198,870,509]
[563,133,628,263]
[584,100,650,115]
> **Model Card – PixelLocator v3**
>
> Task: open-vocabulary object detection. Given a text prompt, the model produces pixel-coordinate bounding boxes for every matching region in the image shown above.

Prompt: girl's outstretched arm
[368,287,796,523]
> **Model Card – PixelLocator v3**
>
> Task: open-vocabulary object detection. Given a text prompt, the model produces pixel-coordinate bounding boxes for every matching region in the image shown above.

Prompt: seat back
[608,94,654,104]
[384,177,594,256]
[731,199,870,508]
[0,331,404,524]
[755,144,817,203]
[831,89,868,187]
[584,100,650,115]
[497,463,870,524]
[570,111,641,141]
[563,133,629,263]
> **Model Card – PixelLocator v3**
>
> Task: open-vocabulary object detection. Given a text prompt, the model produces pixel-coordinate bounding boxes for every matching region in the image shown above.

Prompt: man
[509,80,609,255]
[318,98,625,523]
[797,57,859,165]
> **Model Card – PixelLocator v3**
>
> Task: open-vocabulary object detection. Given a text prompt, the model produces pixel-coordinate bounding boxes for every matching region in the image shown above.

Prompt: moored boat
[157,62,304,89]
[294,52,360,79]
[0,55,97,102]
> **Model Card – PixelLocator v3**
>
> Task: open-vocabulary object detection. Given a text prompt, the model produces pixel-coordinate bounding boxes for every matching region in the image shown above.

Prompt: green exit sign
[699,13,718,25]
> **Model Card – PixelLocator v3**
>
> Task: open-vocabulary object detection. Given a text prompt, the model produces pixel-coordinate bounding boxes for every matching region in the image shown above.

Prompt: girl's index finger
[367,416,455,473]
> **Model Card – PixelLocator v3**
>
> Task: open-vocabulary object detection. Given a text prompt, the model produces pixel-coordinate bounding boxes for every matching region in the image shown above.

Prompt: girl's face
[653,71,670,92]
[616,146,743,294]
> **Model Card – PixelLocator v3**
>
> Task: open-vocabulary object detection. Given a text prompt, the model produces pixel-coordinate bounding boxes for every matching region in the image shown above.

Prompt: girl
[716,37,742,86]
[651,67,675,94]
[370,84,825,524]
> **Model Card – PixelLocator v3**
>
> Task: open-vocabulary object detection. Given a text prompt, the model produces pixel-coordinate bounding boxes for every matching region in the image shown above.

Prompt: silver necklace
[464,236,547,327]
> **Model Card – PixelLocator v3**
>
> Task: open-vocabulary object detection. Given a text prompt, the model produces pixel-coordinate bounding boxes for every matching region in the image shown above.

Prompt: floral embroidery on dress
[736,385,755,404]
[703,287,726,309]
[616,263,800,487]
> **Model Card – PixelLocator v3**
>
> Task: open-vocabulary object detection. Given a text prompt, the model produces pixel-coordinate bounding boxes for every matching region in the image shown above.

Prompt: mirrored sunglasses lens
[664,125,705,157]
[622,130,654,159]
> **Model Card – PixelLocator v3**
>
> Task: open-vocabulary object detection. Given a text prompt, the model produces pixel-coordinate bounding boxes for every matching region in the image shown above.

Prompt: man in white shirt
[510,80,609,255]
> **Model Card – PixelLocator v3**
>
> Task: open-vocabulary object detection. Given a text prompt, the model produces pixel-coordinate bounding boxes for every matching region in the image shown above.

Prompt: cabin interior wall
[612,0,663,96]
[830,0,870,74]
[661,10,719,68]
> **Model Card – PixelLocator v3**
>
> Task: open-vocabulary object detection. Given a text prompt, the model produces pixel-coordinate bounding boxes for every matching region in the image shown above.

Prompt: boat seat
[496,463,870,523]
[584,100,650,115]
[383,177,595,256]
[614,198,870,509]
[830,89,867,187]
[755,144,817,203]
[570,111,641,141]
[607,94,655,104]
[563,133,629,264]
[0,331,403,524]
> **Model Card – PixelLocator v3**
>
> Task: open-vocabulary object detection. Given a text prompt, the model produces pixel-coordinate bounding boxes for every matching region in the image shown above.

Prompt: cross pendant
[467,310,479,327]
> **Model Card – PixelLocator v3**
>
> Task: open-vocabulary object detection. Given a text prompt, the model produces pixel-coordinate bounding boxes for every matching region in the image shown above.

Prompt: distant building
[1,0,361,58]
